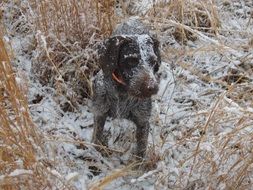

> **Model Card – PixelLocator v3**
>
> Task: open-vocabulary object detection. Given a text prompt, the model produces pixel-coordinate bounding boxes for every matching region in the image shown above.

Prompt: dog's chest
[108,97,137,118]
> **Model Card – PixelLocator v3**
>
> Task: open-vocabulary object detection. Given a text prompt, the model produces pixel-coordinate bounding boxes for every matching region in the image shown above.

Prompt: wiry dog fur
[92,18,161,159]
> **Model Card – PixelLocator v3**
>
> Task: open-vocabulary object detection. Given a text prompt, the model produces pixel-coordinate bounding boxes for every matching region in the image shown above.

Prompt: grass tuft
[0,26,75,190]
[28,0,117,109]
[147,0,220,43]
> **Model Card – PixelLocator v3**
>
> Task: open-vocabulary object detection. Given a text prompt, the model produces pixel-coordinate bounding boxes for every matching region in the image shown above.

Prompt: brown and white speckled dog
[92,18,161,160]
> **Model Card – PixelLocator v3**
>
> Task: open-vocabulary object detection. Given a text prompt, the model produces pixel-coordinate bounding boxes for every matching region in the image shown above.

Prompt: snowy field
[1,0,253,189]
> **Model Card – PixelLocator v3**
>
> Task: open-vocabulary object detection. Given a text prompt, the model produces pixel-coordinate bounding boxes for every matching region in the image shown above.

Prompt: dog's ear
[99,36,131,76]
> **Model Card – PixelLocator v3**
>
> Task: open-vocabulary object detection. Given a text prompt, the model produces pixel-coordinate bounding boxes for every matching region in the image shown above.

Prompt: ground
[1,0,253,189]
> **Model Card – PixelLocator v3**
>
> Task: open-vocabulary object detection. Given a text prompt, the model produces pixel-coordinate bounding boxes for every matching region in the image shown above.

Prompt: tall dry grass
[29,0,115,46]
[0,28,75,189]
[147,0,220,43]
[144,1,253,189]
[2,0,253,189]
[28,0,117,110]
[172,91,253,189]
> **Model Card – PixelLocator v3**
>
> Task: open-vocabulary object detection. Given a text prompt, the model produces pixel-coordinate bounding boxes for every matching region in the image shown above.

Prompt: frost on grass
[2,0,253,189]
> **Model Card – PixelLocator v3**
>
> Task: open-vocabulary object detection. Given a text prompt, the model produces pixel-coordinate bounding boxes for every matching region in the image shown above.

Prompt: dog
[92,18,161,160]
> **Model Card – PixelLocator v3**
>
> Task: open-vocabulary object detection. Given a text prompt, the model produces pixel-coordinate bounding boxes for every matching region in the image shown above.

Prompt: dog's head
[99,34,161,98]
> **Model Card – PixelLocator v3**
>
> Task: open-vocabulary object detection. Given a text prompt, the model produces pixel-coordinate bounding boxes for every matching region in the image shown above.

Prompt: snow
[2,0,253,189]
[9,169,33,177]
[66,172,79,181]
[49,169,62,178]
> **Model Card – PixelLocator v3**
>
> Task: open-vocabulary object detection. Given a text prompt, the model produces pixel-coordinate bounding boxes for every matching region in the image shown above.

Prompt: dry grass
[0,26,75,190]
[28,0,117,110]
[142,1,253,189]
[173,92,253,189]
[0,29,38,189]
[30,0,115,46]
[147,0,220,43]
[2,0,253,189]
[89,166,131,190]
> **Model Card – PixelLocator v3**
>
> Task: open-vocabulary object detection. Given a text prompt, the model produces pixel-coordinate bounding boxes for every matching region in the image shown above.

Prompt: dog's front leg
[92,114,107,146]
[135,122,150,159]
[130,115,150,160]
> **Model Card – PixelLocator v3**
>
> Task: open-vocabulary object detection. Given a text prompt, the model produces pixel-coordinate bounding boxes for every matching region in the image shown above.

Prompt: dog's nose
[146,80,159,95]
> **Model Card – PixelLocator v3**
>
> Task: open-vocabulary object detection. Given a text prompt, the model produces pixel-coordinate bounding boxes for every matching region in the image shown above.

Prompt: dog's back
[113,17,149,36]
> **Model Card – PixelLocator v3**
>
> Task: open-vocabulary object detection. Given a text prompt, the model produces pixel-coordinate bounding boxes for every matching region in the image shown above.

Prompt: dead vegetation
[171,90,253,189]
[28,0,117,111]
[1,0,253,189]
[0,29,75,189]
[145,0,253,189]
[147,0,220,43]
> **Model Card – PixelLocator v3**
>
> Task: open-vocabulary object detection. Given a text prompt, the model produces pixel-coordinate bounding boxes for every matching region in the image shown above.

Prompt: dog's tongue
[112,72,126,85]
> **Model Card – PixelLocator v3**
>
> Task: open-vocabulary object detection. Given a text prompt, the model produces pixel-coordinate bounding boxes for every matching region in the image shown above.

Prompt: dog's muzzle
[128,68,159,98]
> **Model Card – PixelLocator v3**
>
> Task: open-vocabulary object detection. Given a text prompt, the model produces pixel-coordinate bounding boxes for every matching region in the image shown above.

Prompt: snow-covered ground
[2,0,253,189]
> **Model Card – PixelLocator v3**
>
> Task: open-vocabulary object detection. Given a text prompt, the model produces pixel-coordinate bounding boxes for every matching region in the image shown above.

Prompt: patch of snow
[9,169,33,177]
[65,172,79,181]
